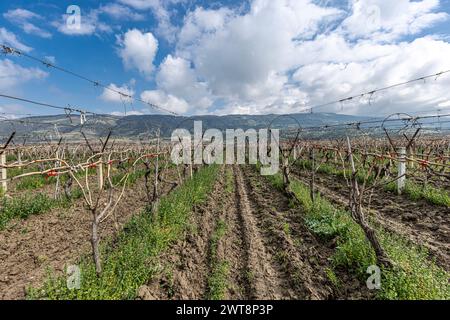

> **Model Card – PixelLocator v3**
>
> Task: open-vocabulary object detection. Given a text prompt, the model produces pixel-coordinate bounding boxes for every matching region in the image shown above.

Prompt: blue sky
[1,0,450,118]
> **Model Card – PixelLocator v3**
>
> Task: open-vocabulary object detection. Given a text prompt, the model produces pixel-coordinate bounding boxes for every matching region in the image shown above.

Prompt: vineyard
[0,8,449,302]
[0,121,448,300]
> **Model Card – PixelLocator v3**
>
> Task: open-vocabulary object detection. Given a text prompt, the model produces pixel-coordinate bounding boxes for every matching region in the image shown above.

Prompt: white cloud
[118,0,185,11]
[340,0,448,42]
[117,29,159,77]
[0,28,32,52]
[177,0,341,102]
[54,10,112,36]
[44,56,56,65]
[3,9,52,38]
[118,0,161,10]
[22,23,52,38]
[156,55,212,112]
[0,104,26,118]
[118,0,186,42]
[100,83,135,103]
[178,7,233,47]
[98,3,146,21]
[292,36,450,115]
[438,100,450,108]
[4,8,39,20]
[140,89,189,114]
[0,59,48,90]
[110,110,144,116]
[145,0,450,116]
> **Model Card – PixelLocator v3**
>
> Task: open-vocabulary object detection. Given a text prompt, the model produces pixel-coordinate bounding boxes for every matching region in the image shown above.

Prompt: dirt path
[0,171,179,300]
[240,166,372,300]
[234,165,293,299]
[292,168,450,270]
[139,165,371,300]
[138,167,227,300]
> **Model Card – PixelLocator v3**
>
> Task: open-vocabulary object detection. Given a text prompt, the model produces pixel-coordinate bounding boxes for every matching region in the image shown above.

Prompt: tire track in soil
[233,165,290,299]
[214,168,251,299]
[139,166,253,300]
[139,167,225,300]
[140,165,296,300]
[240,166,372,300]
[139,165,372,300]
[292,168,450,271]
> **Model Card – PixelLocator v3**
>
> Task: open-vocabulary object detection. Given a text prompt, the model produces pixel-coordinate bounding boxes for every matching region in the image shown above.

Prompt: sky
[0,0,450,118]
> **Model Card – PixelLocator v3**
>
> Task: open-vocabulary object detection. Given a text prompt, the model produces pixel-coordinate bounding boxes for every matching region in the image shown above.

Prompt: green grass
[206,219,229,300]
[0,166,150,229]
[206,167,233,300]
[0,194,57,229]
[28,165,219,300]
[15,175,62,191]
[225,167,234,194]
[0,189,85,230]
[385,181,450,207]
[261,169,449,300]
[297,159,450,208]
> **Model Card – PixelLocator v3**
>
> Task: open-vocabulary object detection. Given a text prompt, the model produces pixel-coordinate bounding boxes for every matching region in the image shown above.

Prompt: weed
[28,165,219,300]
[262,168,450,300]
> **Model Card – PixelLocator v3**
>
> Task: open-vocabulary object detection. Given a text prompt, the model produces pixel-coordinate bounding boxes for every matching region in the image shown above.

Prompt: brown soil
[292,168,450,270]
[0,169,179,300]
[138,165,372,300]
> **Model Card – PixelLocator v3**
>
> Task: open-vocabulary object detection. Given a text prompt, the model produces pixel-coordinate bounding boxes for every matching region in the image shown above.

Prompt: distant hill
[0,112,447,143]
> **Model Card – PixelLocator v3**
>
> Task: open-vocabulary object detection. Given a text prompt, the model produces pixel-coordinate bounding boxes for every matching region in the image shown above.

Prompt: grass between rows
[0,189,84,231]
[259,165,449,300]
[28,164,219,300]
[206,167,234,300]
[297,160,450,208]
[385,180,450,207]
[206,219,229,300]
[0,168,148,231]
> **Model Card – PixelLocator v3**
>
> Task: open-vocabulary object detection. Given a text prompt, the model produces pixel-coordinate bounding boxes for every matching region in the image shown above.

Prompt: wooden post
[98,161,104,190]
[397,147,406,195]
[309,148,315,203]
[153,130,160,199]
[1,153,7,193]
[17,151,22,169]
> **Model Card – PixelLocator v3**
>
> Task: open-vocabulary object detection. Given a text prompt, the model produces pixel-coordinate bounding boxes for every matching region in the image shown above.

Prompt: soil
[0,169,179,300]
[138,165,373,300]
[292,168,450,271]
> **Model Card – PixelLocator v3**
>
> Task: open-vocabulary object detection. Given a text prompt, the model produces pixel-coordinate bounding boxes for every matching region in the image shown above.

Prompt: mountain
[0,112,446,143]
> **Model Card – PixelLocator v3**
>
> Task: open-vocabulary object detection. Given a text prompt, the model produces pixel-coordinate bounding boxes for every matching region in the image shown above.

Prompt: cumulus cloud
[291,36,450,115]
[0,59,48,90]
[340,0,449,42]
[117,29,159,77]
[176,1,341,102]
[144,0,450,116]
[54,9,112,36]
[155,55,213,112]
[3,8,52,38]
[118,0,185,42]
[140,89,189,114]
[100,83,135,103]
